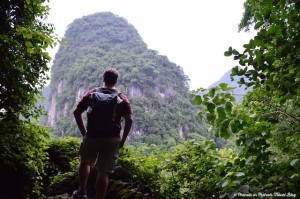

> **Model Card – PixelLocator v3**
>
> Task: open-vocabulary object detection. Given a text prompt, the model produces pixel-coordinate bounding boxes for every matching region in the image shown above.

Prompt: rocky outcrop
[46,80,63,127]
[127,85,143,98]
[46,84,86,129]
[47,94,57,127]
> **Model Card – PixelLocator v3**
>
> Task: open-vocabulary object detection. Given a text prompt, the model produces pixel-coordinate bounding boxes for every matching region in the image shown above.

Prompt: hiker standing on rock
[72,68,133,199]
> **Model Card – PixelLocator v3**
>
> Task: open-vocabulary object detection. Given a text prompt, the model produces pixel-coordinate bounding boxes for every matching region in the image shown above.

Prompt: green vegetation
[0,0,57,198]
[1,0,299,198]
[119,140,229,198]
[191,0,300,196]
[47,12,206,148]
[43,137,80,196]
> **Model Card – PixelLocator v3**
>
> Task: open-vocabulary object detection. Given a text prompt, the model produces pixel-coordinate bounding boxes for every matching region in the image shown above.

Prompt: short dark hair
[103,68,119,86]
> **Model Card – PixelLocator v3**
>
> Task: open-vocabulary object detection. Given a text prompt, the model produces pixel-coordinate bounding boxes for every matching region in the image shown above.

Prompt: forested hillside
[46,12,206,147]
[2,1,299,198]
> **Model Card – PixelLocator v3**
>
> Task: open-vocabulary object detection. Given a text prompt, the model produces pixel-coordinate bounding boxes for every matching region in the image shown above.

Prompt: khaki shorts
[79,136,121,173]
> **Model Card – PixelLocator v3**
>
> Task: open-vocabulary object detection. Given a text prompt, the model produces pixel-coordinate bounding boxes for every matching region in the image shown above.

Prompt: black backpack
[86,88,121,137]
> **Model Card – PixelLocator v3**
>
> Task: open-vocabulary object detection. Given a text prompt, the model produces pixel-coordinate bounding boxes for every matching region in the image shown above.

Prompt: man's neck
[103,84,115,89]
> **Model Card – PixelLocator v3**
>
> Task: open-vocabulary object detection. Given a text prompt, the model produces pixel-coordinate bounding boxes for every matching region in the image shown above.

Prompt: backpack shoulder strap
[114,90,121,96]
[94,87,102,93]
[95,87,121,95]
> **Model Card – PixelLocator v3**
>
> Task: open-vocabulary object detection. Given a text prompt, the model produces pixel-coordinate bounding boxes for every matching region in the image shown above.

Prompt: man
[72,68,133,199]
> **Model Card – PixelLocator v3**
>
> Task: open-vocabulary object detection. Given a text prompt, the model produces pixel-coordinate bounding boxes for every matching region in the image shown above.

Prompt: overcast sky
[47,0,255,90]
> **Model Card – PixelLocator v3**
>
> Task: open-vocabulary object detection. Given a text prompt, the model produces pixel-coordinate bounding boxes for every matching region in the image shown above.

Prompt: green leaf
[225,102,232,113]
[207,103,215,114]
[219,83,235,91]
[198,111,203,123]
[245,139,253,146]
[220,126,230,139]
[254,21,264,29]
[224,47,233,56]
[225,94,236,102]
[232,49,239,55]
[238,77,245,84]
[290,159,300,171]
[236,172,245,177]
[194,95,202,105]
[221,180,228,187]
[25,41,33,48]
[224,51,232,56]
[245,156,252,165]
[213,95,220,105]
[217,107,226,119]
[255,13,263,21]
[207,113,216,123]
[219,83,228,90]
[209,88,216,97]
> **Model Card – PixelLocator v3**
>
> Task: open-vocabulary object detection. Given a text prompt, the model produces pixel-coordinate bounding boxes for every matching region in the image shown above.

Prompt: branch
[276,110,300,124]
[257,110,300,124]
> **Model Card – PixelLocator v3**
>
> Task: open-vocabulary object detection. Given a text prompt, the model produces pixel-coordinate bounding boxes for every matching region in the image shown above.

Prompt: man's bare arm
[73,107,86,137]
[119,114,132,148]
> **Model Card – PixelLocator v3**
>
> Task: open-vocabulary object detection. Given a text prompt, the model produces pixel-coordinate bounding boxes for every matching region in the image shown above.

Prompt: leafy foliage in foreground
[43,138,234,198]
[121,135,299,198]
[191,0,300,197]
[0,0,57,198]
[41,127,299,198]
[43,137,80,196]
[119,140,236,199]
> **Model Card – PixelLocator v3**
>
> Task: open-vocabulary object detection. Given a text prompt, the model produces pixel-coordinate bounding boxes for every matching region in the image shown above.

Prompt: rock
[46,193,71,199]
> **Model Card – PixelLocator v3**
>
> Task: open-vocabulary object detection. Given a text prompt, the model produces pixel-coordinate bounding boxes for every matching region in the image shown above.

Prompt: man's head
[103,68,119,87]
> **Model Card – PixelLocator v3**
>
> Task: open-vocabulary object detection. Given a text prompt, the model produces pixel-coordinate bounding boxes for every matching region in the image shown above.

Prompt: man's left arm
[73,90,94,137]
[119,113,132,148]
[74,107,87,137]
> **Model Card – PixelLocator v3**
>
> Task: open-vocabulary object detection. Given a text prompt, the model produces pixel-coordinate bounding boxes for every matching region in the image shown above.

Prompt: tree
[228,0,300,102]
[0,0,57,198]
[193,0,300,195]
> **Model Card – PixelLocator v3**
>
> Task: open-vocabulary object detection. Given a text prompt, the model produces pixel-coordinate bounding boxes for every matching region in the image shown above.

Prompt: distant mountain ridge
[208,68,250,103]
[45,12,206,148]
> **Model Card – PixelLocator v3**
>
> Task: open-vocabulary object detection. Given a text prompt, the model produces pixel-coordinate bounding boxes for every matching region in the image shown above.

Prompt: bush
[0,120,50,199]
[43,137,81,196]
[119,140,234,198]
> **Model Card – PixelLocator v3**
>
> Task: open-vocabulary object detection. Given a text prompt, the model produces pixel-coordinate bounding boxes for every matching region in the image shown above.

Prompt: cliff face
[46,81,85,130]
[46,12,205,146]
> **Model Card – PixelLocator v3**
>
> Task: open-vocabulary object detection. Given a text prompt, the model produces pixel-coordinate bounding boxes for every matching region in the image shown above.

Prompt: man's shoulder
[119,93,130,104]
[117,92,132,114]
[82,88,97,98]
[81,88,130,104]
